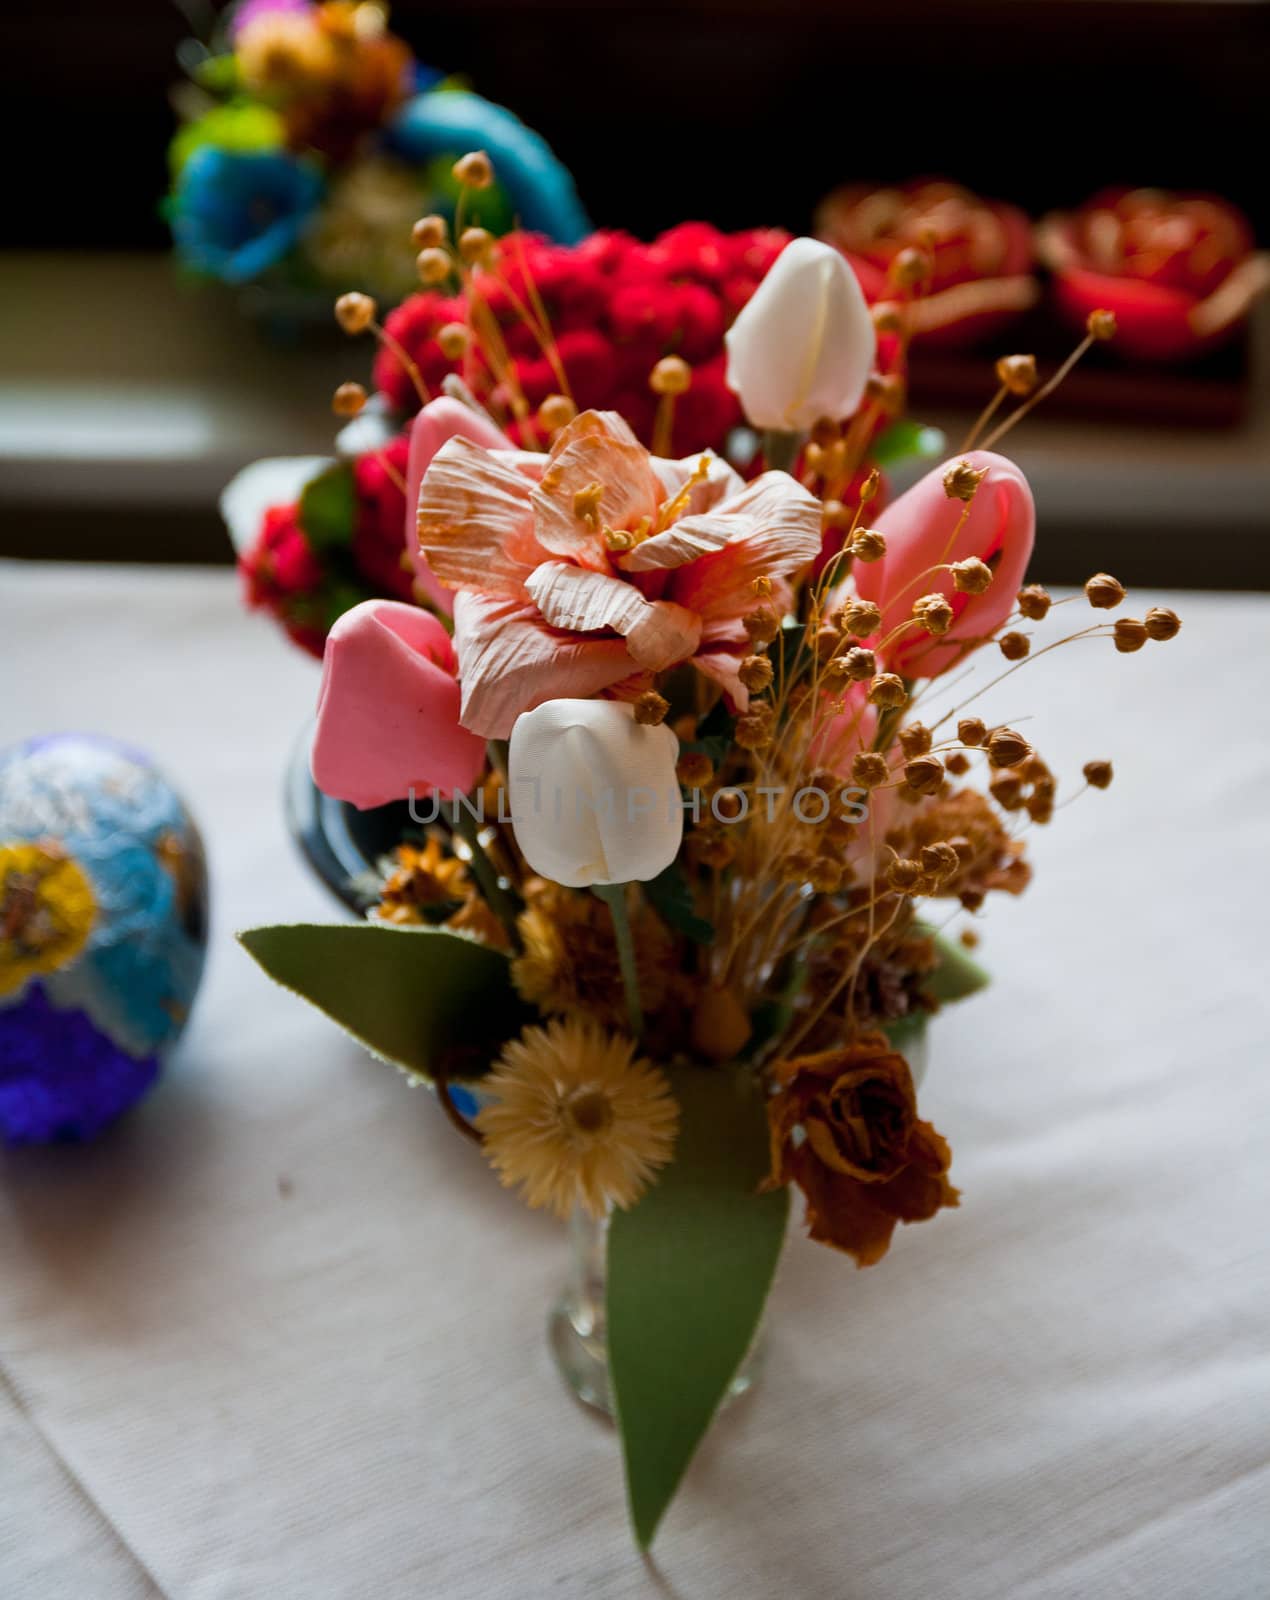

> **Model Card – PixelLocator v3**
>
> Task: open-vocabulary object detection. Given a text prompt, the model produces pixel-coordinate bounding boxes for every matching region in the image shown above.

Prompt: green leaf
[607,1066,789,1548]
[298,463,357,553]
[883,1010,929,1057]
[870,419,946,469]
[920,928,991,1004]
[238,923,533,1081]
[643,863,714,946]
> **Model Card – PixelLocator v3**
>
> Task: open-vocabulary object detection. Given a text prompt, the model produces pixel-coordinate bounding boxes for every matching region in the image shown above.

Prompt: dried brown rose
[764,1038,959,1266]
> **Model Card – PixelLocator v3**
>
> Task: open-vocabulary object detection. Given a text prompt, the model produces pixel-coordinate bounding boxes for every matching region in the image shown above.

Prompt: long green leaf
[238,923,532,1080]
[921,929,990,1004]
[607,1065,788,1548]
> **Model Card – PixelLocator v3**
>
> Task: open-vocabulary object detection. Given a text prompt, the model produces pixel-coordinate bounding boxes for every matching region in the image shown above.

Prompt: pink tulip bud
[849,450,1035,676]
[311,600,486,808]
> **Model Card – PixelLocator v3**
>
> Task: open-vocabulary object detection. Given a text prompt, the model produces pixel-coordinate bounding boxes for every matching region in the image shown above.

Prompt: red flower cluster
[239,433,415,659]
[373,223,791,456]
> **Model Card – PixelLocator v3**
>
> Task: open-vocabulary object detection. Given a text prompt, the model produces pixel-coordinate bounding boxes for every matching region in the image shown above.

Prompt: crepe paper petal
[451,591,635,740]
[608,1064,789,1549]
[311,600,486,807]
[625,471,821,583]
[418,435,548,595]
[239,923,533,1083]
[525,563,702,670]
[405,398,514,613]
[530,412,662,571]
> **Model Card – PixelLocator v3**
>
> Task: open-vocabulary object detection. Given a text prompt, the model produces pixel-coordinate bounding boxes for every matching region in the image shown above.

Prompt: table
[2,563,1267,1599]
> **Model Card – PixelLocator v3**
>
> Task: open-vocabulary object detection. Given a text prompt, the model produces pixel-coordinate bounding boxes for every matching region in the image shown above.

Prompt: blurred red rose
[1037,186,1269,362]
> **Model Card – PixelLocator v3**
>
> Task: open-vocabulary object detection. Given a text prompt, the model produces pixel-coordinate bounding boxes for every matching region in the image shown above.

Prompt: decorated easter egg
[0,735,208,1144]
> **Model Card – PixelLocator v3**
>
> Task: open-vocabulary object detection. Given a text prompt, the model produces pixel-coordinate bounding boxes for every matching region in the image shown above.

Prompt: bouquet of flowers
[241,153,1182,1547]
[222,218,929,657]
[166,0,587,306]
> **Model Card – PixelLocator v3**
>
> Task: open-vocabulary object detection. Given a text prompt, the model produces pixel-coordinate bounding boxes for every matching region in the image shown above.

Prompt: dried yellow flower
[867,673,908,708]
[898,722,932,758]
[738,653,774,692]
[913,593,954,636]
[852,752,890,790]
[331,381,367,417]
[1113,617,1148,653]
[904,755,945,796]
[476,1018,679,1219]
[633,690,669,726]
[943,460,988,502]
[334,291,376,334]
[986,728,1031,768]
[958,716,988,747]
[650,355,692,396]
[452,150,494,189]
[998,631,1030,661]
[1144,606,1181,641]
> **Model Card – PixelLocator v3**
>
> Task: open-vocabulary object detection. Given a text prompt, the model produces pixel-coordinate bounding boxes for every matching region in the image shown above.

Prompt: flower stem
[594,883,643,1038]
[452,804,521,950]
[761,429,803,475]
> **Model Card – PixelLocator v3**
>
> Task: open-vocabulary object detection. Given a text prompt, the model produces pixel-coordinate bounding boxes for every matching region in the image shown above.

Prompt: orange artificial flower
[765,1037,958,1266]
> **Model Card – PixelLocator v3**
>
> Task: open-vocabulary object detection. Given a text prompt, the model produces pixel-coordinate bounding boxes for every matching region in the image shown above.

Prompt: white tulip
[508,700,682,888]
[724,237,876,432]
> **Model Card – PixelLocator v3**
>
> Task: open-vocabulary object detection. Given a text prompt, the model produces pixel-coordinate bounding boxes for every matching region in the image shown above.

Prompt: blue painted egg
[0,735,209,1144]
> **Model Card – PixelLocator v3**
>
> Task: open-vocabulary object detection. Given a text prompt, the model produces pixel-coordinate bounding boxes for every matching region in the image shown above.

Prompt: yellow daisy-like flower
[476,1017,680,1219]
[0,842,96,999]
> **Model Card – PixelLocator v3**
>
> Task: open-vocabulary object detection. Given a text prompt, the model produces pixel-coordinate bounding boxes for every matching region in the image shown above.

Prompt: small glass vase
[548,1206,767,1417]
[547,1025,930,1415]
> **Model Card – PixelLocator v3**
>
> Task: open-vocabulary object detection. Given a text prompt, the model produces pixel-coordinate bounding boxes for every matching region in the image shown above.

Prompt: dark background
[5,0,1265,250]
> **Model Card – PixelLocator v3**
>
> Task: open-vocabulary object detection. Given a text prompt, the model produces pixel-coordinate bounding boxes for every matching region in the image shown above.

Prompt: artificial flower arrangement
[239,152,1182,1548]
[167,0,587,307]
[222,218,925,657]
[816,178,1268,366]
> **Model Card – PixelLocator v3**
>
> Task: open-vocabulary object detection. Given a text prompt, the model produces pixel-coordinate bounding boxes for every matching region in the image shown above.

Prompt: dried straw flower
[476,1017,679,1219]
[840,600,882,637]
[743,608,780,645]
[650,355,692,396]
[904,755,945,795]
[739,654,774,692]
[842,646,876,682]
[539,393,577,431]
[898,722,932,758]
[412,214,446,248]
[452,150,494,189]
[868,673,908,708]
[957,716,987,747]
[913,593,954,636]
[852,752,890,789]
[331,381,367,417]
[1017,584,1052,620]
[1144,607,1181,641]
[943,460,988,502]
[1087,308,1117,341]
[852,529,886,562]
[633,690,669,726]
[512,882,670,1027]
[334,291,376,334]
[995,354,1038,396]
[986,728,1031,768]
[951,557,993,594]
[1085,572,1125,609]
[1113,617,1148,653]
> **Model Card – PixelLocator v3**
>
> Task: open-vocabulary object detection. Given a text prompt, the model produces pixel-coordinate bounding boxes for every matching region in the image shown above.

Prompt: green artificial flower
[168,100,285,181]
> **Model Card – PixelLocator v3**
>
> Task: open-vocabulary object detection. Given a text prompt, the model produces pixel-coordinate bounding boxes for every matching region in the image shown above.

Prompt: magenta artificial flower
[310,600,486,808]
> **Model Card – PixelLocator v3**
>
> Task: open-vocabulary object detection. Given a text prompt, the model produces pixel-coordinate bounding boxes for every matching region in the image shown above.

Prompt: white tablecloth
[2,563,1267,1600]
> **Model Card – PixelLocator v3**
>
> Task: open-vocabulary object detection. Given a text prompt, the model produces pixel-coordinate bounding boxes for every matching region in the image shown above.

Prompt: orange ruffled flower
[417,409,822,737]
[765,1037,958,1266]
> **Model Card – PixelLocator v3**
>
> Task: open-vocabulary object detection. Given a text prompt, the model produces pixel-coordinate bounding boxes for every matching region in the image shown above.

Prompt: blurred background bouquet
[165,0,588,317]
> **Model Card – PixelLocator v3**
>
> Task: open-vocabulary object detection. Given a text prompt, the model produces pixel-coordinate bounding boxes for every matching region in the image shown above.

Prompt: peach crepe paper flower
[310,599,486,808]
[842,449,1035,678]
[417,409,823,738]
[402,396,544,617]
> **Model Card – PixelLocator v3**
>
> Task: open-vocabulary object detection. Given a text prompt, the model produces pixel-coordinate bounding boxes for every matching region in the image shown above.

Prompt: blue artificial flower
[171,147,324,285]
